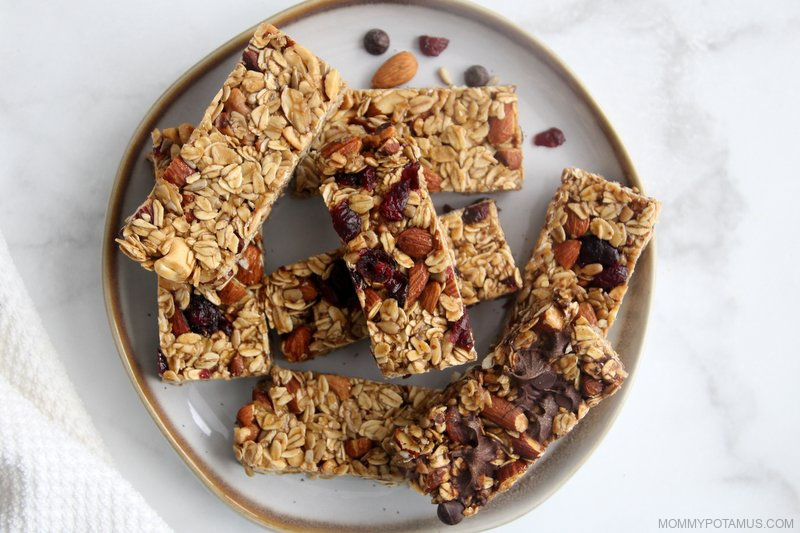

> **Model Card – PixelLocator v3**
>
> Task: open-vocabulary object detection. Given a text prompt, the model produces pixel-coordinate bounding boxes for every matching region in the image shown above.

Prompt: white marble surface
[1,0,798,531]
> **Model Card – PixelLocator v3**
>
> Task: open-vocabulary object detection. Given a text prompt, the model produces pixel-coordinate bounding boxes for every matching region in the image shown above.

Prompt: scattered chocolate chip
[533,127,566,147]
[437,501,465,525]
[419,35,449,56]
[464,65,489,87]
[363,28,390,55]
[442,203,454,213]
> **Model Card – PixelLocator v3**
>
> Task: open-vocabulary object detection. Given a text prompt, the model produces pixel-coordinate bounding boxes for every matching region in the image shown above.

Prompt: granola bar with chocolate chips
[510,167,661,333]
[233,367,432,482]
[318,132,477,377]
[263,199,521,362]
[117,23,345,290]
[157,237,270,383]
[294,86,523,196]
[387,303,626,524]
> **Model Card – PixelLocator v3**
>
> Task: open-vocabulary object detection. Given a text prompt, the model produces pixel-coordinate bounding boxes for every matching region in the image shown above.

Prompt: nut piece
[554,239,581,269]
[565,211,590,238]
[510,434,545,460]
[323,374,352,401]
[228,354,245,376]
[407,262,429,307]
[344,437,374,459]
[237,404,255,426]
[371,51,418,88]
[496,148,522,170]
[170,310,190,336]
[396,227,434,258]
[218,278,247,305]
[235,243,264,285]
[298,278,318,301]
[422,167,442,192]
[481,394,528,432]
[419,281,442,314]
[154,237,194,282]
[497,459,529,491]
[487,103,516,146]
[364,288,381,315]
[582,377,604,397]
[320,136,362,159]
[577,301,598,325]
[539,305,566,332]
[162,157,193,187]
[285,377,302,413]
[284,325,312,362]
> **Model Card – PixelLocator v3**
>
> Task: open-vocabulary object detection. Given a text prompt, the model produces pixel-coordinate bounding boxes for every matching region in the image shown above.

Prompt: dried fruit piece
[284,325,312,361]
[396,227,434,258]
[448,312,474,350]
[577,235,619,267]
[379,177,411,220]
[356,249,396,283]
[553,239,581,269]
[533,127,566,147]
[184,294,222,336]
[170,309,190,336]
[385,271,409,307]
[242,49,262,72]
[330,200,362,242]
[406,262,429,307]
[464,65,489,87]
[591,263,628,290]
[461,202,489,224]
[418,35,449,56]
[363,28,390,55]
[565,211,590,238]
[371,51,418,88]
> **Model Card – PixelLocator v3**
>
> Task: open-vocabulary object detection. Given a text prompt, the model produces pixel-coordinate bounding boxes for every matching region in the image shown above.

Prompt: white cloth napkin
[0,232,171,533]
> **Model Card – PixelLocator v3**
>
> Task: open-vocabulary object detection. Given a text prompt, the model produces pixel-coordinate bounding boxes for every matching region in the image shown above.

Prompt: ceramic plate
[103,0,654,530]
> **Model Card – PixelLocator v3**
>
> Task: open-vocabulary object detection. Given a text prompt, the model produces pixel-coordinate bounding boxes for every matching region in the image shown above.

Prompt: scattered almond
[554,239,581,269]
[320,136,362,158]
[371,51,418,88]
[285,377,302,413]
[443,269,459,297]
[510,434,545,460]
[162,157,193,187]
[497,459,528,491]
[481,394,528,432]
[237,404,255,426]
[422,166,442,192]
[228,354,245,377]
[582,377,604,397]
[396,227,434,258]
[364,288,381,316]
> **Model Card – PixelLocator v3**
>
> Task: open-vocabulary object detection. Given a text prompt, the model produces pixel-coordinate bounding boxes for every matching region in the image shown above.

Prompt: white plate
[103,1,653,530]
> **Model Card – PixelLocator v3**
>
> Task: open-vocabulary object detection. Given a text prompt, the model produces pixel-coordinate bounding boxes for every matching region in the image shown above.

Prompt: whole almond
[371,51,418,88]
[422,166,442,192]
[496,148,522,170]
[283,325,312,362]
[487,103,516,145]
[577,301,598,325]
[565,211,590,237]
[235,244,264,286]
[419,281,442,314]
[218,278,247,305]
[554,239,581,269]
[407,262,429,307]
[322,374,352,401]
[396,227,434,258]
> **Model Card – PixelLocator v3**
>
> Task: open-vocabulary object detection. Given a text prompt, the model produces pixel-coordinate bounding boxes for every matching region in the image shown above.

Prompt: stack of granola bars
[117,22,660,526]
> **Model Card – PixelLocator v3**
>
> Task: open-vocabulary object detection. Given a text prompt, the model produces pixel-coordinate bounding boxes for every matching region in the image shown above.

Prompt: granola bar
[233,366,431,482]
[294,86,523,195]
[318,132,477,377]
[117,23,345,290]
[510,167,661,333]
[263,199,521,362]
[388,303,627,524]
[157,237,270,383]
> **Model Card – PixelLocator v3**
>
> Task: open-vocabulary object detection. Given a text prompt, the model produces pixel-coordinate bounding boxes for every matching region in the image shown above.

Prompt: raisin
[385,271,408,307]
[592,263,628,290]
[157,350,168,375]
[577,235,619,267]
[449,312,474,350]
[419,35,449,56]
[380,178,410,221]
[317,260,358,307]
[356,249,395,283]
[330,200,362,242]
[461,202,489,224]
[184,294,222,336]
[401,162,421,189]
[360,166,377,191]
[363,29,390,55]
[464,65,489,87]
[533,127,566,147]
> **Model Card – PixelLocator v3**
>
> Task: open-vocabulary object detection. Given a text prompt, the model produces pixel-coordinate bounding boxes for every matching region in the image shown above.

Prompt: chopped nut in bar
[294,86,523,196]
[510,167,661,333]
[233,366,432,482]
[263,198,520,362]
[318,133,478,377]
[117,23,345,290]
[157,236,270,383]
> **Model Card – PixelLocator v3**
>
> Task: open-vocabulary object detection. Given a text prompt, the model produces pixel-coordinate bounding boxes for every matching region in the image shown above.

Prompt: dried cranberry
[461,201,489,224]
[501,275,518,289]
[380,179,410,221]
[184,294,222,336]
[577,235,619,266]
[336,166,377,191]
[385,271,408,307]
[317,260,358,307]
[533,127,566,147]
[419,35,449,56]
[449,312,474,350]
[198,369,211,380]
[363,28,390,55]
[157,350,168,375]
[356,249,395,283]
[592,263,628,290]
[219,315,234,336]
[360,166,377,191]
[401,162,421,189]
[330,200,362,242]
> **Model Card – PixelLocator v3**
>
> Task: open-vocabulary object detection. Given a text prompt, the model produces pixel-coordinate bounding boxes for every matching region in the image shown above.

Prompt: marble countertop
[1,0,798,531]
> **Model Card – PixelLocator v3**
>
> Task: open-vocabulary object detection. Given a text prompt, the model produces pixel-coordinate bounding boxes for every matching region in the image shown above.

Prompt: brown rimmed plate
[102,1,654,530]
